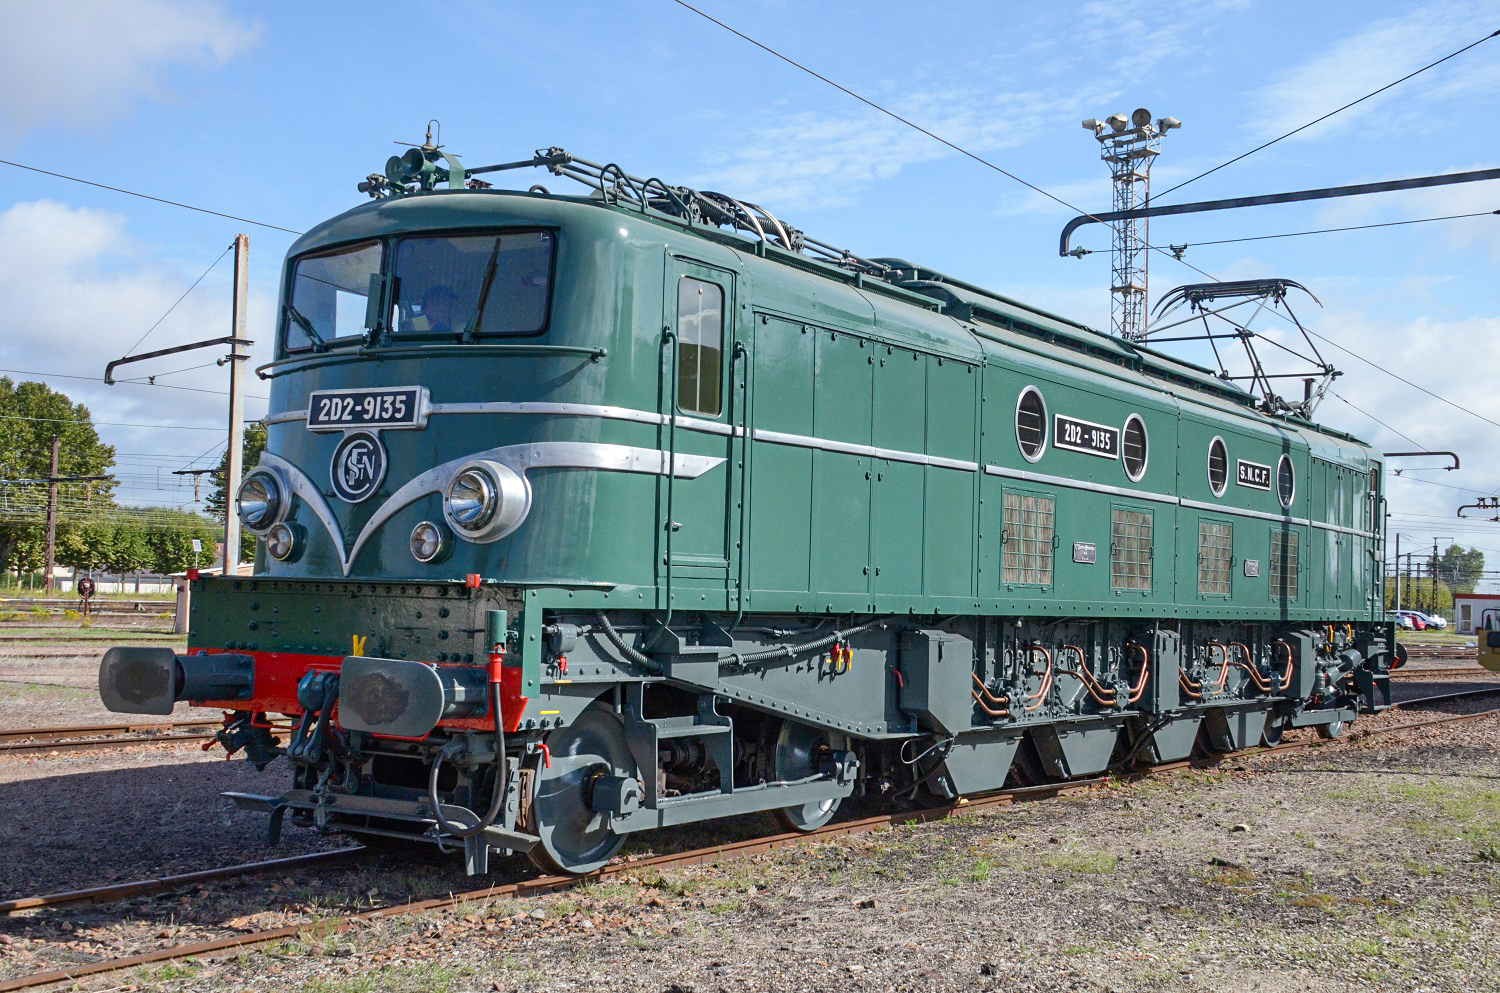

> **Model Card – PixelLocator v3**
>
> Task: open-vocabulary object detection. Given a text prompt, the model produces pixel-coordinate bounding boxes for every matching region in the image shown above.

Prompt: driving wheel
[526,703,636,875]
[771,720,848,832]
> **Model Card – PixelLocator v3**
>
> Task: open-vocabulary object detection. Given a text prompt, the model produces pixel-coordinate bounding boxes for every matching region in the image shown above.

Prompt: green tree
[1439,544,1484,595]
[0,378,116,575]
[143,510,219,574]
[99,514,150,578]
[205,422,266,562]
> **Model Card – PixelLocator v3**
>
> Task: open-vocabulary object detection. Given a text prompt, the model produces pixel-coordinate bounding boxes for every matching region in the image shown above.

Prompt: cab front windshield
[282,230,553,352]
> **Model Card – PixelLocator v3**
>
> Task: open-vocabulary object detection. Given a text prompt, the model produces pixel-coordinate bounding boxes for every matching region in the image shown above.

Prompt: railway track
[3,684,1497,992]
[0,719,219,755]
[1392,665,1495,679]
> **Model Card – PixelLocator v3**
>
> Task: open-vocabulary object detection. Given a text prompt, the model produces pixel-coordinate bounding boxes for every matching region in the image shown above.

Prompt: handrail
[256,343,607,380]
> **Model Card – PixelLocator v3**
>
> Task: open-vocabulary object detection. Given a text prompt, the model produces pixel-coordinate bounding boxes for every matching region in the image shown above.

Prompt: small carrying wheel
[1260,715,1289,747]
[526,704,636,875]
[771,720,848,832]
[1316,718,1346,740]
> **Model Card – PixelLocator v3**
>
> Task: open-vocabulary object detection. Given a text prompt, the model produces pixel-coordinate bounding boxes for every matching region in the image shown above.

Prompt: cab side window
[677,277,724,416]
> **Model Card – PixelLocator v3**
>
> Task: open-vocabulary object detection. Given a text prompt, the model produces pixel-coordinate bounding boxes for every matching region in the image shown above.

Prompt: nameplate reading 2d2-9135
[307,387,429,431]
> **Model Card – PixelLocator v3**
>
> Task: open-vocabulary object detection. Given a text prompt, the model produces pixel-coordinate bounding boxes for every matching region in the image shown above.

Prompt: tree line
[0,378,223,580]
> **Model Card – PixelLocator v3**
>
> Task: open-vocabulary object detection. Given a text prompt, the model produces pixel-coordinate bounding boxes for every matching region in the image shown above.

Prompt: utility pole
[1080,109,1181,342]
[224,233,249,575]
[43,437,58,593]
[172,467,217,503]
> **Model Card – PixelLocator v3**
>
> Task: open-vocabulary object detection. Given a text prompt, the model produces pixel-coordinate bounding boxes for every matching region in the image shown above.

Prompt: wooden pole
[224,234,249,575]
[43,436,59,593]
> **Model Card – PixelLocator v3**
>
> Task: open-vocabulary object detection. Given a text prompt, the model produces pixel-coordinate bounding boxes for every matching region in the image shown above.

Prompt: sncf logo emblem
[330,430,387,503]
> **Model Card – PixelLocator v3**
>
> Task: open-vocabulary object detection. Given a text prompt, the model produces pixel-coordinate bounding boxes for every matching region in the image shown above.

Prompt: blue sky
[2,0,1497,587]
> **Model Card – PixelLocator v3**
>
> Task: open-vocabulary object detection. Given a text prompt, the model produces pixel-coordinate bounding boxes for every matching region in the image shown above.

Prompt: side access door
[657,257,748,613]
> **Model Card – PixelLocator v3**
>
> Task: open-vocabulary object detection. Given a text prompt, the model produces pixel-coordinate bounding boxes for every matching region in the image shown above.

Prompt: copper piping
[1126,643,1150,703]
[1207,641,1231,690]
[971,672,1011,708]
[972,689,1011,717]
[1024,645,1053,712]
[1230,641,1273,693]
[1275,640,1295,690]
[1178,671,1203,700]
[1058,643,1118,706]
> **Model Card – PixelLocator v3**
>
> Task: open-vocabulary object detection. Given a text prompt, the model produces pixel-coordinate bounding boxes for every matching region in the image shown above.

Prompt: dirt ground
[1,639,1497,992]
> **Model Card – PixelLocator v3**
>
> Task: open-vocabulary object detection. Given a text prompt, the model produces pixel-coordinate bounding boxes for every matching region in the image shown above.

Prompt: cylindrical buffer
[99,647,253,715]
[339,656,488,738]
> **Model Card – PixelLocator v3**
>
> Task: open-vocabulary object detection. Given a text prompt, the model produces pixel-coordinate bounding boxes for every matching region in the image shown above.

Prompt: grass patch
[130,960,204,983]
[1042,848,1119,874]
[1202,864,1256,887]
[0,681,94,701]
[1331,781,1500,850]
[300,961,471,993]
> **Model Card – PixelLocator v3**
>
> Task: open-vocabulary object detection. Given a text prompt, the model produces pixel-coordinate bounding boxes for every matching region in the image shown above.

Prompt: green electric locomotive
[99,143,1396,874]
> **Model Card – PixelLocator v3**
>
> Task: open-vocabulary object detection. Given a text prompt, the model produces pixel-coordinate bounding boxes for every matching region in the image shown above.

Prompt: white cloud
[1250,1,1500,142]
[0,0,261,138]
[691,84,1093,211]
[1072,0,1253,79]
[0,200,273,506]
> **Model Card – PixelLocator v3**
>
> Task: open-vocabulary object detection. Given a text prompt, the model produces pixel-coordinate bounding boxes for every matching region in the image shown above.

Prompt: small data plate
[307,386,429,431]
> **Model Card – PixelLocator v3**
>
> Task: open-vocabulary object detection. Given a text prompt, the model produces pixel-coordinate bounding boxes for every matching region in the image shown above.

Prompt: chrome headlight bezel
[441,460,530,543]
[236,468,288,534]
[409,520,451,564]
[265,521,302,562]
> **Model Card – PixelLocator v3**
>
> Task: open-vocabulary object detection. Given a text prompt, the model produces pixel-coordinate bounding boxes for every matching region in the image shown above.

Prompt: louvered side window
[1111,507,1153,592]
[1003,491,1055,586]
[1198,519,1233,596]
[1271,528,1299,600]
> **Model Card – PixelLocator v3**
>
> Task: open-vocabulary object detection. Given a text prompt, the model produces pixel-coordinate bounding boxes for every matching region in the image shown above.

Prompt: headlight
[237,471,283,533]
[442,460,530,542]
[265,522,300,561]
[410,520,449,563]
[446,469,496,529]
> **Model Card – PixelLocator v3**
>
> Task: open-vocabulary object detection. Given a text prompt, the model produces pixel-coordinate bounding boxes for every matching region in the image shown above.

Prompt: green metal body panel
[247,188,1380,632]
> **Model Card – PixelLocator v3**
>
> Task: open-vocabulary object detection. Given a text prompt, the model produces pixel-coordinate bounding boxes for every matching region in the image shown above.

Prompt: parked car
[1393,610,1427,631]
[1414,611,1448,630]
[1387,611,1415,631]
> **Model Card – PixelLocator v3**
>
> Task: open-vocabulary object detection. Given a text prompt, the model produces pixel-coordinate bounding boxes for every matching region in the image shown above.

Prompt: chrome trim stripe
[259,453,349,567]
[273,399,1376,543]
[1178,496,1307,527]
[983,464,1178,506]
[273,442,726,576]
[752,428,979,471]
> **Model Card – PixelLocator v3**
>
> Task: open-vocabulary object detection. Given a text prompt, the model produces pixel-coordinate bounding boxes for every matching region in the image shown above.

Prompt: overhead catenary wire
[0,158,303,235]
[666,0,1097,219]
[0,366,270,401]
[1154,27,1500,201]
[1145,208,1498,255]
[0,413,225,431]
[124,242,236,356]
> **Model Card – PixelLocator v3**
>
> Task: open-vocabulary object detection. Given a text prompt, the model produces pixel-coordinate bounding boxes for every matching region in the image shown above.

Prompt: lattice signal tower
[1081,109,1180,342]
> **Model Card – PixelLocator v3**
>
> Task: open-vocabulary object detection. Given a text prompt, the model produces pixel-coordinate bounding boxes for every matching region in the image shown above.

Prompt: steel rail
[0,719,220,755]
[3,699,1497,991]
[1391,666,1495,680]
[0,848,362,916]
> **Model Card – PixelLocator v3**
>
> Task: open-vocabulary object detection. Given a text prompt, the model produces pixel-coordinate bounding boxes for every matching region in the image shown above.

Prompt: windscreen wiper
[285,302,329,352]
[465,237,503,339]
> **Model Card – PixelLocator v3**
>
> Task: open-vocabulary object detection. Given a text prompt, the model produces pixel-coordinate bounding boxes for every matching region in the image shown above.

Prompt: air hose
[427,679,507,839]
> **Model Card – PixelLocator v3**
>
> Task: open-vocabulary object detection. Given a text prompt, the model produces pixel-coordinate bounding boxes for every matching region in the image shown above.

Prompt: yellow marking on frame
[540,710,561,715]
[351,634,368,657]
